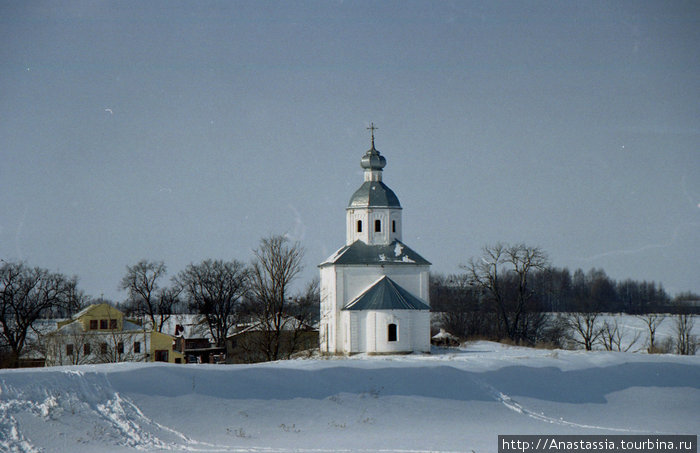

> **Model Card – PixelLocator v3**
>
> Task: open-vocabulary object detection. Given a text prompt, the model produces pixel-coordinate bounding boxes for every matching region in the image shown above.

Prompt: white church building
[319,128,431,354]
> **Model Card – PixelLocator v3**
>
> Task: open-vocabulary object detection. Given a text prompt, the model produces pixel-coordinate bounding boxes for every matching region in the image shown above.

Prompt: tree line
[0,235,319,367]
[2,239,697,367]
[431,243,698,355]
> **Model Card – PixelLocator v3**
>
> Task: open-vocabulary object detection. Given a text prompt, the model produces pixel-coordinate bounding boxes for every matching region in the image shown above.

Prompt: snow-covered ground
[1,341,698,453]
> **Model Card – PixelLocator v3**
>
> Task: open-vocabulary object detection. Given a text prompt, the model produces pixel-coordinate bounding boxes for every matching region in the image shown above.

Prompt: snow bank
[1,342,698,452]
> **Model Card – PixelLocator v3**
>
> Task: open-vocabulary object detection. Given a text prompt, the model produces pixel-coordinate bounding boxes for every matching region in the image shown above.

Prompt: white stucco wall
[321,263,431,354]
[346,208,403,245]
[340,310,429,353]
[45,331,151,366]
[319,266,337,353]
[339,265,430,304]
[410,311,431,352]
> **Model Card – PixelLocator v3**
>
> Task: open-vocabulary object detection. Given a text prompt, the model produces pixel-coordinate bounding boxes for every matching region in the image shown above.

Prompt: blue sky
[1,1,698,300]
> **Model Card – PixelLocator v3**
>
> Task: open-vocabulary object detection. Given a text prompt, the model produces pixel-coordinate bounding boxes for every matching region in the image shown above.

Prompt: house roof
[321,239,431,266]
[53,319,84,334]
[70,303,121,320]
[227,316,319,338]
[71,304,101,319]
[343,276,430,311]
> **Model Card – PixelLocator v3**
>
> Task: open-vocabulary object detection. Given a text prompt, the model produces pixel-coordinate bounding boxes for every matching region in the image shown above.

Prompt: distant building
[319,127,431,354]
[183,336,225,364]
[226,316,318,363]
[44,303,185,365]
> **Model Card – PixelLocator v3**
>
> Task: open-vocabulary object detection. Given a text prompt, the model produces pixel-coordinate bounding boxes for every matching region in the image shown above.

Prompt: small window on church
[392,220,396,233]
[357,220,362,233]
[388,323,397,342]
[375,219,381,232]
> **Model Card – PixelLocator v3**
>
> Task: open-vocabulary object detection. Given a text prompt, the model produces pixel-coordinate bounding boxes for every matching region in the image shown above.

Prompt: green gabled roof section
[343,276,430,311]
[320,240,431,266]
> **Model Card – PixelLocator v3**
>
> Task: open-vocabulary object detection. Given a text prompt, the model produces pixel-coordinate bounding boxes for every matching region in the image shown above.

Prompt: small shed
[431,329,460,347]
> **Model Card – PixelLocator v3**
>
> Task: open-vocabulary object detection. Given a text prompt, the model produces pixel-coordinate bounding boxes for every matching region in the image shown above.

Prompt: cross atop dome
[361,122,386,172]
[367,122,378,148]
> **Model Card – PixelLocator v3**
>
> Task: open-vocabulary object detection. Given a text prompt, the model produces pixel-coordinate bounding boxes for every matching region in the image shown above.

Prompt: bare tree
[95,309,144,363]
[120,260,175,332]
[67,333,96,365]
[464,243,548,343]
[434,273,484,340]
[464,244,506,337]
[0,262,75,367]
[638,314,665,353]
[44,329,96,366]
[177,259,249,347]
[63,283,89,317]
[248,235,304,361]
[44,282,89,318]
[566,312,603,351]
[236,277,319,363]
[599,318,640,352]
[564,268,612,351]
[155,285,182,330]
[93,334,141,364]
[285,278,320,356]
[674,312,696,355]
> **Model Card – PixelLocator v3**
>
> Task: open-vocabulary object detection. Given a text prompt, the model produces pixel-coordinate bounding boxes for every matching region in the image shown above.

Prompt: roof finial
[367,122,378,149]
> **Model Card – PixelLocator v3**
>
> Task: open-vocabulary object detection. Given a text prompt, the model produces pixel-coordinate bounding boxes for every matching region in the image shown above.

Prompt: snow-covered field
[2,342,699,453]
[572,313,698,352]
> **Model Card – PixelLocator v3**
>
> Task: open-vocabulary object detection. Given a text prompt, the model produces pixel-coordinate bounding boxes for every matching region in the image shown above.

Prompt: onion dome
[360,145,386,170]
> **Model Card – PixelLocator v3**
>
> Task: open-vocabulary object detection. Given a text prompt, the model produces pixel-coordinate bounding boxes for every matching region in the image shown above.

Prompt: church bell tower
[345,124,403,246]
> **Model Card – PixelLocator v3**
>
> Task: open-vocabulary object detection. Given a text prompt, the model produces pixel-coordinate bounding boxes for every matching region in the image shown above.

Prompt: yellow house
[45,303,184,366]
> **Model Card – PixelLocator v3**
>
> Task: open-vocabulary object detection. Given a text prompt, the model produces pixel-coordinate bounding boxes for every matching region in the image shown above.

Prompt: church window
[392,220,396,233]
[387,323,397,342]
[357,220,362,232]
[375,219,381,232]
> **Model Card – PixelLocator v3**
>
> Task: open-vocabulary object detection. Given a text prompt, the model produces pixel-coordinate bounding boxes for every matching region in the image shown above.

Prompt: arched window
[392,220,396,233]
[387,323,397,342]
[375,219,381,232]
[357,220,362,232]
